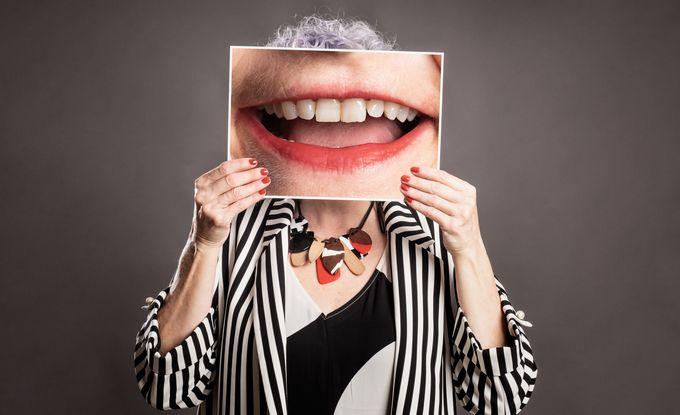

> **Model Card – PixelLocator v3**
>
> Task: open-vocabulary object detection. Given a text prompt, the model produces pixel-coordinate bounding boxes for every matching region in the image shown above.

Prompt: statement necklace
[289,201,376,284]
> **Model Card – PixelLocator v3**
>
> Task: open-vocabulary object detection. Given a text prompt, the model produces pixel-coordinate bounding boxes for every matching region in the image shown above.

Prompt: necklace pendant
[290,231,315,253]
[348,228,372,255]
[308,238,325,262]
[290,251,308,267]
[321,239,344,275]
[289,230,316,267]
[316,257,340,284]
[343,246,365,275]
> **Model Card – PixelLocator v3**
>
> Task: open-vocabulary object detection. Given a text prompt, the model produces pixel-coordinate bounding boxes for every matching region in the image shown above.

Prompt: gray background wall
[2,0,678,413]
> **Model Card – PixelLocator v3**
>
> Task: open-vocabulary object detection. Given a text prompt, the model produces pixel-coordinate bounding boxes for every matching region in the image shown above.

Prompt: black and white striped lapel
[215,198,294,415]
[216,198,273,415]
[382,201,440,254]
[382,201,452,415]
[252,198,295,415]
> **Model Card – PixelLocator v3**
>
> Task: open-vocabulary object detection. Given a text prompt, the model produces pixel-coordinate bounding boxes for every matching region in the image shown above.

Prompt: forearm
[453,239,509,348]
[157,239,221,354]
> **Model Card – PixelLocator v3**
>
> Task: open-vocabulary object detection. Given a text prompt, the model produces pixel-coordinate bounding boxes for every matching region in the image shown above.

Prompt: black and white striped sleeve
[451,277,538,414]
[133,251,221,410]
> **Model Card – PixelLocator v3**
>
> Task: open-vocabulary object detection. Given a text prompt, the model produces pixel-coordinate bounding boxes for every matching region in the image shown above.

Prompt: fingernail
[401,184,409,191]
[410,166,420,173]
[262,176,271,184]
[249,158,257,165]
[401,175,410,182]
[258,189,266,195]
[260,168,268,176]
[405,196,413,203]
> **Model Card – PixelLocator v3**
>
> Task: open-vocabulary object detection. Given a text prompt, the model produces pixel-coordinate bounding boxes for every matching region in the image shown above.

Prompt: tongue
[280,117,402,147]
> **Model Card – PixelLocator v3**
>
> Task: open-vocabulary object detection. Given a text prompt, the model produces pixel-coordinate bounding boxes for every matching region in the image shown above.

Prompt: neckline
[323,270,379,320]
[286,242,389,320]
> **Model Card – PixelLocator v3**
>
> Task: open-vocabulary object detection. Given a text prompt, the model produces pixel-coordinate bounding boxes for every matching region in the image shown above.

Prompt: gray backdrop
[2,0,678,414]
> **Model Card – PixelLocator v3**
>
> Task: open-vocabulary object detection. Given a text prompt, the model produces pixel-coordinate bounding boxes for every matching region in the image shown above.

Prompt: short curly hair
[266,15,395,50]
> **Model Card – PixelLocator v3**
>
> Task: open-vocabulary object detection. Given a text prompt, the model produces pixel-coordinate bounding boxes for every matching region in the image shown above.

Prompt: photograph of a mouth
[243,97,436,171]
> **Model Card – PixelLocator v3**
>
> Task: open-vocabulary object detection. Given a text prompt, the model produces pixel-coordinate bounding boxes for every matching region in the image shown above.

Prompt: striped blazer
[134,198,537,414]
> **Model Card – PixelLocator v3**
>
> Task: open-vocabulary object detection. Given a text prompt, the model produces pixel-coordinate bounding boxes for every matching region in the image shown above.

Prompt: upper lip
[232,55,440,119]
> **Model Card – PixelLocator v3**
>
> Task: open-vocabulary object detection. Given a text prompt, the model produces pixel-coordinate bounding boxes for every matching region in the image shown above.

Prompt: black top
[286,269,396,415]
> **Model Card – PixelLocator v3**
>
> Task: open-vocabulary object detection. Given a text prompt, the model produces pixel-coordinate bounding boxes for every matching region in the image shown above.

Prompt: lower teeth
[258,109,420,145]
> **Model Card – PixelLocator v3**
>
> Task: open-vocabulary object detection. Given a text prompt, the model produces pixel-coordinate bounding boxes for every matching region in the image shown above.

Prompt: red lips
[238,108,436,173]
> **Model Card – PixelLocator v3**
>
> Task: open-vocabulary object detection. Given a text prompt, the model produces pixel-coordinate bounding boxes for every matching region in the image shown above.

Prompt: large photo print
[228,46,443,200]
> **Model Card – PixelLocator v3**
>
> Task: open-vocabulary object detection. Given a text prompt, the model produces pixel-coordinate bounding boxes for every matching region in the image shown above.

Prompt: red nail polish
[405,196,413,203]
[249,158,257,165]
[260,168,268,176]
[401,175,410,182]
[262,176,271,184]
[401,184,409,191]
[410,166,420,173]
[258,189,266,195]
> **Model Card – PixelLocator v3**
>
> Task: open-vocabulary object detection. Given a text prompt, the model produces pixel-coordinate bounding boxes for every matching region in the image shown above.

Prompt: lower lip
[238,108,435,172]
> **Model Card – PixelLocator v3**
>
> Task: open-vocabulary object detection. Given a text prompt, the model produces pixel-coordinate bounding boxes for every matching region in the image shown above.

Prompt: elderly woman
[134,16,537,415]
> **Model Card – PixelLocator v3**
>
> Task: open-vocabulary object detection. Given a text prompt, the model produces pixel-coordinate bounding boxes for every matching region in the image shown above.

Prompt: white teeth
[383,101,399,120]
[407,108,417,121]
[341,99,366,122]
[296,99,316,120]
[273,102,283,118]
[315,99,341,122]
[366,99,384,118]
[281,101,298,120]
[263,98,418,123]
[396,105,410,122]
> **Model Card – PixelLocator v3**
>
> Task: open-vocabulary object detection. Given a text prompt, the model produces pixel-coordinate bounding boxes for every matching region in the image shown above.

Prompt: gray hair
[266,15,395,51]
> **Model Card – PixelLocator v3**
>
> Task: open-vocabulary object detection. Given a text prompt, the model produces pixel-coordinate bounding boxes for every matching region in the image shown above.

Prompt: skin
[229,49,440,199]
[157,159,508,354]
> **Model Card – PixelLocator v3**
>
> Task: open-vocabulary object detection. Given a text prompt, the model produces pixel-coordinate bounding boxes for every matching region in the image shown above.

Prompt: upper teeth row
[261,99,418,123]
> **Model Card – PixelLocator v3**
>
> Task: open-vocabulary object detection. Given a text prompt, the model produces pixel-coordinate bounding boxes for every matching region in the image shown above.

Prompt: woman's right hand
[191,158,270,248]
[155,158,268,353]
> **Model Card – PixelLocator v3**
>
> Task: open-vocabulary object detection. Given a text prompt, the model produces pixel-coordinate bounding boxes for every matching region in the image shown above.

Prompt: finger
[208,166,268,196]
[404,196,451,227]
[401,174,466,204]
[196,158,258,188]
[224,187,267,218]
[410,166,471,191]
[400,182,456,216]
[216,175,271,207]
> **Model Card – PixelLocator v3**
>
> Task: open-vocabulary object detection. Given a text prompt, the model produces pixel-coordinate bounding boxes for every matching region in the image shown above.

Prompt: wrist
[451,237,486,262]
[193,238,223,255]
[451,237,496,287]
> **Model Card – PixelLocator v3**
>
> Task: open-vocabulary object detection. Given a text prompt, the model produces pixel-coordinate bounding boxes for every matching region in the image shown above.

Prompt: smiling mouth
[257,98,423,148]
[239,96,436,172]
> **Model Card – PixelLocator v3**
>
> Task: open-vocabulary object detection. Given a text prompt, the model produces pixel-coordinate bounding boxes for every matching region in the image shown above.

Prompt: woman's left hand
[401,166,510,348]
[400,166,483,257]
